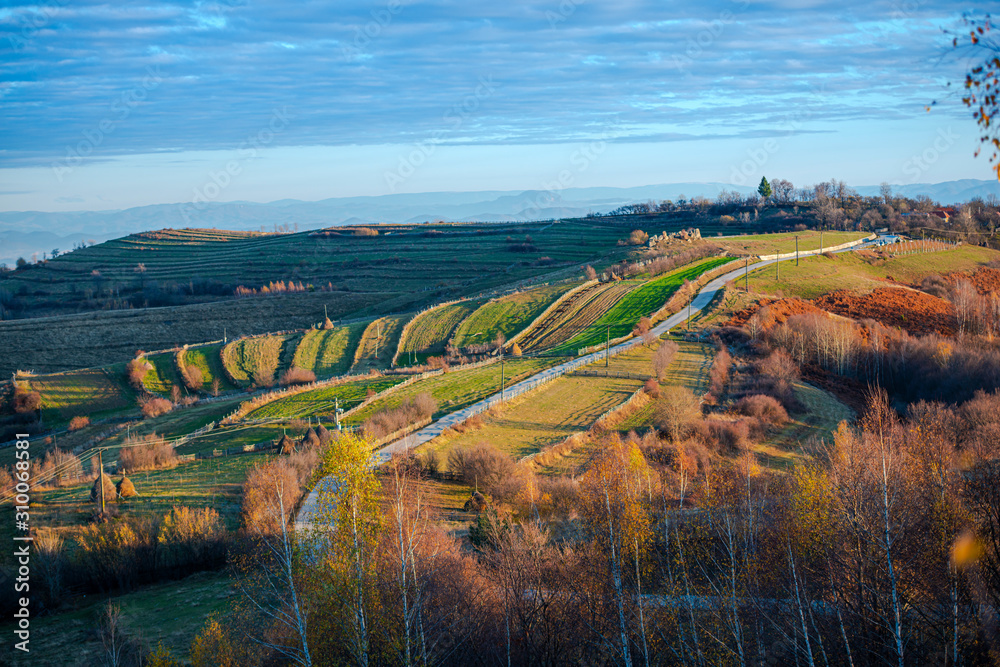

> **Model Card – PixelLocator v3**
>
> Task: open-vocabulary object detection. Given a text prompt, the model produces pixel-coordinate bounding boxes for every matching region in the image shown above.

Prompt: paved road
[295,235,883,532]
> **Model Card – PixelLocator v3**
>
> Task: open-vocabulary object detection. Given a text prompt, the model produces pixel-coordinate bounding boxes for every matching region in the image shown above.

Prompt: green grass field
[4,569,235,666]
[718,230,867,256]
[352,314,410,372]
[27,366,138,424]
[178,343,238,393]
[345,357,561,424]
[555,257,731,352]
[429,345,654,462]
[616,339,713,433]
[746,244,1000,299]
[221,334,293,387]
[452,283,577,350]
[143,351,183,395]
[292,323,368,378]
[244,375,405,420]
[399,299,488,358]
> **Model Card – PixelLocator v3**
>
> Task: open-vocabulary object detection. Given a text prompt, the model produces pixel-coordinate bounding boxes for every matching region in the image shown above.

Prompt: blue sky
[0,0,993,212]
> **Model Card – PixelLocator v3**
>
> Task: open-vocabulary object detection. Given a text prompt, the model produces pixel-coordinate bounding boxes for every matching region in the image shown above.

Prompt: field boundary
[391,299,464,367]
[756,234,875,261]
[505,279,598,350]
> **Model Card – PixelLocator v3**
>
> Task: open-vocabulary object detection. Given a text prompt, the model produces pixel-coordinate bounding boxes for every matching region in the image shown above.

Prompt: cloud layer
[0,0,979,170]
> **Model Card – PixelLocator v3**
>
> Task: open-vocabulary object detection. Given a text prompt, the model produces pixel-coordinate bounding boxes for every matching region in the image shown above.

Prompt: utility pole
[500,348,505,401]
[324,305,328,321]
[687,300,692,330]
[820,230,823,255]
[795,235,799,266]
[745,257,749,292]
[374,321,381,360]
[224,327,227,344]
[334,397,343,430]
[97,448,106,516]
[776,249,780,281]
[605,324,610,367]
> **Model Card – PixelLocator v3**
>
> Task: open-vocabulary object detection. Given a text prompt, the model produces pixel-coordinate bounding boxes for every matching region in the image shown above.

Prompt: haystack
[463,491,488,513]
[116,476,139,499]
[301,427,321,450]
[316,424,332,445]
[90,473,117,502]
[278,434,297,455]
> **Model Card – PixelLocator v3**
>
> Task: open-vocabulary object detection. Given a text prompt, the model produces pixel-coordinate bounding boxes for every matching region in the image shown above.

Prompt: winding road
[296,235,883,532]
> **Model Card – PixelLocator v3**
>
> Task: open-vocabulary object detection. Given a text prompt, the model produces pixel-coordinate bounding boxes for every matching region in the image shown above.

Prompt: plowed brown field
[813,287,956,336]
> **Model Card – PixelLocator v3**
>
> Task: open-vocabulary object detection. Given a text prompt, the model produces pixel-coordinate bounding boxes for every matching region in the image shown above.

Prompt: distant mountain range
[2,179,998,268]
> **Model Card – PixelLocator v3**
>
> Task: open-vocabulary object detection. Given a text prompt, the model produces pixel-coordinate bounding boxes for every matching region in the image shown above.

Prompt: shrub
[117,435,176,473]
[643,378,661,399]
[735,394,789,430]
[629,229,649,245]
[448,442,525,503]
[251,368,274,389]
[36,448,84,487]
[241,460,301,535]
[653,340,679,380]
[13,387,41,414]
[363,392,437,440]
[584,265,597,280]
[157,506,227,570]
[141,396,174,419]
[353,226,379,236]
[126,357,154,389]
[182,364,204,391]
[280,367,316,385]
[68,415,91,431]
[693,418,751,454]
[706,346,732,402]
[655,386,702,442]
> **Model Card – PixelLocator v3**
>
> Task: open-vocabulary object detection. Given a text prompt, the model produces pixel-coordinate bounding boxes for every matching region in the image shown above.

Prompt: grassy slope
[292,323,368,378]
[143,352,182,395]
[399,299,487,357]
[427,345,654,461]
[718,230,866,256]
[245,375,405,420]
[179,343,238,392]
[352,314,409,372]
[29,366,137,424]
[344,357,561,424]
[556,257,731,352]
[221,335,290,386]
[747,245,1000,299]
[452,283,577,349]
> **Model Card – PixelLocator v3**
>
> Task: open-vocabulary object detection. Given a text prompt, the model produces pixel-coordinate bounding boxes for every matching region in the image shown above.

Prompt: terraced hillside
[221,334,297,387]
[516,281,636,352]
[291,323,367,378]
[451,282,576,350]
[555,256,731,352]
[352,315,409,372]
[245,375,404,420]
[397,299,488,363]
[24,367,138,424]
[177,343,238,393]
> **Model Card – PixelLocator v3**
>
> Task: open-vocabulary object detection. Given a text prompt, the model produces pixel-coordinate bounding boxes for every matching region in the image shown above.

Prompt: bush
[280,367,316,386]
[140,397,174,419]
[629,229,649,245]
[448,442,525,503]
[706,346,732,402]
[692,418,751,454]
[157,506,226,569]
[353,226,379,236]
[182,364,204,391]
[126,357,153,389]
[36,448,84,487]
[251,368,274,389]
[735,394,789,430]
[117,435,176,473]
[13,387,41,414]
[652,340,679,380]
[584,265,597,280]
[68,415,91,431]
[643,378,661,399]
[241,460,301,535]
[363,392,437,440]
[655,386,702,442]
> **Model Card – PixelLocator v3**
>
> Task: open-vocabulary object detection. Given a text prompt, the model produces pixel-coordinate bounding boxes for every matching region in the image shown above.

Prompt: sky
[0,0,994,212]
